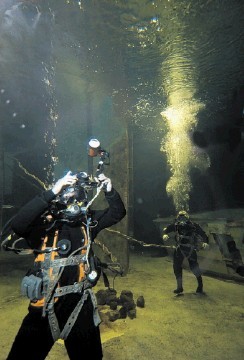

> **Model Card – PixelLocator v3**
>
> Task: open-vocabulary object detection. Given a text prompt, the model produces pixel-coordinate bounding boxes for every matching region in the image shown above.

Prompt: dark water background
[1,4,244,359]
[0,0,244,244]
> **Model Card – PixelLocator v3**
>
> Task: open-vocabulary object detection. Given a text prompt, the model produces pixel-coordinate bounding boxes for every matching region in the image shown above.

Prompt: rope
[104,228,175,249]
[94,238,118,262]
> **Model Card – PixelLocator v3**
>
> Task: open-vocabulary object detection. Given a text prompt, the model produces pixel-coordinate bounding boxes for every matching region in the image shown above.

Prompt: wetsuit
[163,220,208,293]
[7,188,126,360]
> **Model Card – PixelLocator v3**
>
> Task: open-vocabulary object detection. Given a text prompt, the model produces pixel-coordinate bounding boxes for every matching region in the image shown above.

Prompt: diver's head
[176,210,190,225]
[51,173,89,221]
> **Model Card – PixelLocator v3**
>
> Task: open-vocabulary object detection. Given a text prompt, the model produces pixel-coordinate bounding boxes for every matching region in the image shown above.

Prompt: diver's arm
[10,190,56,236]
[51,171,77,195]
[163,224,175,235]
[104,188,127,223]
[91,187,126,238]
[195,223,209,243]
[162,224,175,241]
[11,172,77,236]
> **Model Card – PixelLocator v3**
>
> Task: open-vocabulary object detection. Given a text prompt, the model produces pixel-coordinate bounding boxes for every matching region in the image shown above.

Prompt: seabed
[0,250,243,360]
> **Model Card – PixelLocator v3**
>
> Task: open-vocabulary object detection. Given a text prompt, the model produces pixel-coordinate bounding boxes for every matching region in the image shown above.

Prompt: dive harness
[21,220,101,342]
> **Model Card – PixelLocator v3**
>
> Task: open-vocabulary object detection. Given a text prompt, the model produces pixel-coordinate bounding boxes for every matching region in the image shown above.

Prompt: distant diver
[162,210,209,295]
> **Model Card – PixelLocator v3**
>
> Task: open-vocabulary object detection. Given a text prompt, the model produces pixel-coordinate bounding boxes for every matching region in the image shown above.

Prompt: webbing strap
[178,235,193,241]
[54,281,84,297]
[89,288,101,327]
[51,254,86,267]
[47,303,61,342]
[47,288,101,341]
[59,291,89,340]
[38,227,100,341]
[42,250,63,317]
[177,244,196,259]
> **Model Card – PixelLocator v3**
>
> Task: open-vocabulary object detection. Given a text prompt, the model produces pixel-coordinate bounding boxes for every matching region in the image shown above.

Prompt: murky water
[1,0,243,220]
[0,4,244,358]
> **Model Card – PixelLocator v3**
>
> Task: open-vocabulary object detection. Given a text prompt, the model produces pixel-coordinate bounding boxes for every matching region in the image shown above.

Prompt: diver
[5,169,126,360]
[162,210,209,295]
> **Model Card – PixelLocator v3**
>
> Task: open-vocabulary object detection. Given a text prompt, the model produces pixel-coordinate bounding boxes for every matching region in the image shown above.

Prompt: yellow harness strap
[30,227,88,308]
[78,226,88,281]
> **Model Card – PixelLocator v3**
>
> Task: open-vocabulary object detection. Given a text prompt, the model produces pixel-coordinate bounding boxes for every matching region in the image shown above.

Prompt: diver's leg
[64,297,103,360]
[188,251,204,293]
[195,275,203,293]
[173,248,184,294]
[6,310,54,360]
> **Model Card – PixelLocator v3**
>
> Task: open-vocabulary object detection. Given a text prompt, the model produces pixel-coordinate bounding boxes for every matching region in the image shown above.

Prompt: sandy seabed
[0,251,243,360]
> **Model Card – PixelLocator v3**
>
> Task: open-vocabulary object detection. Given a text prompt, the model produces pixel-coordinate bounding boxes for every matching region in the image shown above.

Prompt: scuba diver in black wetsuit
[2,159,126,360]
[162,210,209,295]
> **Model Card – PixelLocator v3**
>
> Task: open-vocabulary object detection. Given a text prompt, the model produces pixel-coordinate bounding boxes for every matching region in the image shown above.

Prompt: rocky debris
[95,288,144,322]
[136,295,145,308]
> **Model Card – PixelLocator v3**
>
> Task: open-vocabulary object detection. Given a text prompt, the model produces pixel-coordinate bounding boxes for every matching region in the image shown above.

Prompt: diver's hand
[97,173,112,192]
[51,171,77,195]
[162,234,169,242]
[202,242,209,250]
